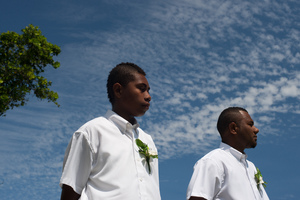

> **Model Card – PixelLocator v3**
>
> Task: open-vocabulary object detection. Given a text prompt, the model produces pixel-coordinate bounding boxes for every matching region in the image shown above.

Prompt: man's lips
[142,103,150,109]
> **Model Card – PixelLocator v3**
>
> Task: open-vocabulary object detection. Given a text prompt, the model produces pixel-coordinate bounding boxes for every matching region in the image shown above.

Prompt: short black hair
[217,107,248,135]
[106,62,146,104]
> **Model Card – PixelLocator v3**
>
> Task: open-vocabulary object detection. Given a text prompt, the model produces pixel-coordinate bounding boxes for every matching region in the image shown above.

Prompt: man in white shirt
[186,107,269,200]
[60,62,161,200]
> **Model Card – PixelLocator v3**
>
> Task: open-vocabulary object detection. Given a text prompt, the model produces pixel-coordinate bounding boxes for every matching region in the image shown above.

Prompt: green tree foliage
[0,24,61,116]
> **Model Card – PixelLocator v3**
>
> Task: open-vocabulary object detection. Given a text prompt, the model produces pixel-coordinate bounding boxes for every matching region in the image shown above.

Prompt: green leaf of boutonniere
[136,139,158,174]
[255,167,267,190]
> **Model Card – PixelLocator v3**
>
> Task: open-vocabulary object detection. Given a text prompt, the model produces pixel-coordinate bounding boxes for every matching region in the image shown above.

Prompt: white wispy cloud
[0,1,299,198]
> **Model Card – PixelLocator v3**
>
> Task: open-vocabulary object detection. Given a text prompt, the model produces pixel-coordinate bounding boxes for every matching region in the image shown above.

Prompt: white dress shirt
[187,143,269,200]
[60,110,161,200]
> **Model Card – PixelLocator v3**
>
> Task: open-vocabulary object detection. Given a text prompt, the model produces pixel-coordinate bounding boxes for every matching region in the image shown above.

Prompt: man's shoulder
[77,116,113,132]
[192,148,226,174]
[82,115,108,125]
[203,147,226,158]
[198,147,232,166]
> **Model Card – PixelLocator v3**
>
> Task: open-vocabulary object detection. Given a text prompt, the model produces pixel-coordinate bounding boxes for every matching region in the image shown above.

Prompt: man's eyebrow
[137,83,147,87]
[137,83,150,90]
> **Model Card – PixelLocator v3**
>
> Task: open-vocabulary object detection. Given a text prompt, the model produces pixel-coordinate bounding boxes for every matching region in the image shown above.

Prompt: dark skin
[60,72,151,200]
[221,110,259,154]
[60,185,80,200]
[189,111,259,200]
[189,197,206,200]
[112,72,151,124]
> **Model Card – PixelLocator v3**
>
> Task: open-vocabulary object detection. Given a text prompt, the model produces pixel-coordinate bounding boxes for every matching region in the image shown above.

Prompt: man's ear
[113,83,122,99]
[228,122,238,135]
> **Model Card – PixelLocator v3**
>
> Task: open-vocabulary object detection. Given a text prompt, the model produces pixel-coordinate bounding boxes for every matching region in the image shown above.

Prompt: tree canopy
[0,24,61,116]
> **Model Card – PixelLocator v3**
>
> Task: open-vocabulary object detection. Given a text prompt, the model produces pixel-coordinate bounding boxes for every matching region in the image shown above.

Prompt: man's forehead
[132,73,149,83]
[239,110,253,122]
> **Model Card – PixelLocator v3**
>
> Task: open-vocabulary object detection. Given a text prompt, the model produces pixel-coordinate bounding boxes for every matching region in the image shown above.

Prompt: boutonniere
[136,139,158,173]
[255,167,267,190]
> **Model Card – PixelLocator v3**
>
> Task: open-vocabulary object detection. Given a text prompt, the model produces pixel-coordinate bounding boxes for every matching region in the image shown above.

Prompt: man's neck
[112,108,136,125]
[222,140,245,154]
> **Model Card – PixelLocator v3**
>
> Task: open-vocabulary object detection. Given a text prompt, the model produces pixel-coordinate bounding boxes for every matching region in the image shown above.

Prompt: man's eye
[137,84,150,93]
[139,87,145,91]
[138,87,146,92]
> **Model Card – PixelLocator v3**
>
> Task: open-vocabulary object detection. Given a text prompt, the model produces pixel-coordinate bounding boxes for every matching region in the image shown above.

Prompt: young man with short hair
[187,107,269,200]
[60,62,161,200]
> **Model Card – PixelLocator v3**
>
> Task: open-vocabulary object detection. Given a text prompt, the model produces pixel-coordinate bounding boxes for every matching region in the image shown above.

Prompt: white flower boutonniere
[255,167,267,190]
[136,139,158,173]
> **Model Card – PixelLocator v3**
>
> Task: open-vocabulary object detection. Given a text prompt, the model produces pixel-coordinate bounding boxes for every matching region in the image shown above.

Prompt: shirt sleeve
[59,131,93,195]
[186,158,223,200]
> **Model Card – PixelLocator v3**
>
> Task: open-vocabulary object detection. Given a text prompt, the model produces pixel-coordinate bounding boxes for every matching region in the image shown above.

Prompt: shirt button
[139,178,143,182]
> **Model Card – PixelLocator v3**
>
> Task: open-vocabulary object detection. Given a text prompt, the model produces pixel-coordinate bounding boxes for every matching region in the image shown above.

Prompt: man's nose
[254,126,259,134]
[145,92,151,102]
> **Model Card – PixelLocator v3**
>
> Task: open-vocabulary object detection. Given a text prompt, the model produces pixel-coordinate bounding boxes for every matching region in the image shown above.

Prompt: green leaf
[135,139,158,174]
[136,139,147,149]
[0,24,61,116]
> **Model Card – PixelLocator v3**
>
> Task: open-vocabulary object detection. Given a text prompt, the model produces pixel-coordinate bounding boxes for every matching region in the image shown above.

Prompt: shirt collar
[105,110,140,135]
[220,142,247,162]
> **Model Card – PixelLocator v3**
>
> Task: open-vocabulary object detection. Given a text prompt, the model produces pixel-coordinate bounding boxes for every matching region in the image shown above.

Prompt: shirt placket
[241,158,261,200]
[129,126,148,200]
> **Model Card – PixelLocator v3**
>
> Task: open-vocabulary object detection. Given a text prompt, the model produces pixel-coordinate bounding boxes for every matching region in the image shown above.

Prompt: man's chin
[246,143,257,149]
[136,111,147,117]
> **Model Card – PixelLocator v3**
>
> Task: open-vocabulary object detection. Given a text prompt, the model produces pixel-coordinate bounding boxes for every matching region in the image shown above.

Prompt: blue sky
[1,0,299,199]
